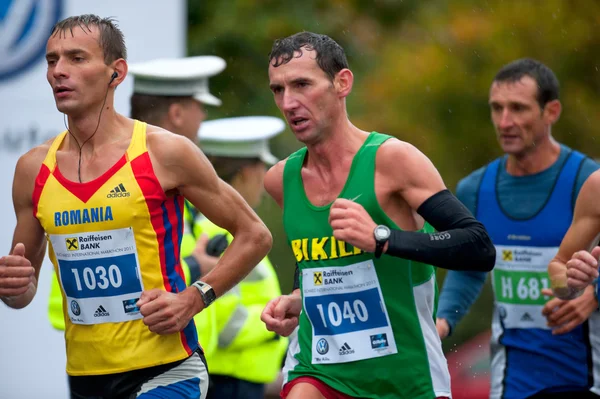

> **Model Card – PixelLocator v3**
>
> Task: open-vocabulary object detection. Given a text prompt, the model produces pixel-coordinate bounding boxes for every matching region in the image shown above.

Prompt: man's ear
[334,68,354,98]
[167,102,185,128]
[543,99,562,125]
[109,58,127,87]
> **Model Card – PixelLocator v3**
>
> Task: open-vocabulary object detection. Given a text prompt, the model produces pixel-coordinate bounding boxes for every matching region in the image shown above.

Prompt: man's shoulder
[13,139,55,198]
[583,169,600,188]
[16,139,55,175]
[576,152,600,173]
[145,124,181,143]
[270,150,308,180]
[557,143,599,190]
[146,126,194,161]
[377,136,412,152]
[575,169,600,208]
[573,152,600,198]
[375,137,428,166]
[559,143,597,166]
[267,158,287,177]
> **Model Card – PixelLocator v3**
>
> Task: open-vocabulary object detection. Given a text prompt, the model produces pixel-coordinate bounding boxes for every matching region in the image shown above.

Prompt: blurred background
[190,0,600,352]
[2,0,600,398]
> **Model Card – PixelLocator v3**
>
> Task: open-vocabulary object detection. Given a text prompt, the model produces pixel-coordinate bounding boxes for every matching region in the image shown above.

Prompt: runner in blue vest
[436,58,600,399]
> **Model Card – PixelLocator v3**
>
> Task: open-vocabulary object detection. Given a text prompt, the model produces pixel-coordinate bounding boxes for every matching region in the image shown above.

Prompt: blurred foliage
[188,0,600,350]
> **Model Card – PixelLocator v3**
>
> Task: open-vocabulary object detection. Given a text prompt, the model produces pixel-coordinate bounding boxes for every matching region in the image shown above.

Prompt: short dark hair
[493,58,559,109]
[51,14,127,64]
[269,31,349,81]
[130,93,192,125]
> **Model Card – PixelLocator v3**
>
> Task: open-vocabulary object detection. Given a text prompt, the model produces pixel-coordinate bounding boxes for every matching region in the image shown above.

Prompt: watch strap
[192,280,216,308]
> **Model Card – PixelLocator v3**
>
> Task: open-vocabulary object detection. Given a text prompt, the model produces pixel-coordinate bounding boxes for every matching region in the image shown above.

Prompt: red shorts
[280,377,355,399]
[280,376,450,399]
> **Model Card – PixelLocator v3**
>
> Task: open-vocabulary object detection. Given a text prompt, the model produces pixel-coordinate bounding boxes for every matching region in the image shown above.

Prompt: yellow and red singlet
[33,121,198,375]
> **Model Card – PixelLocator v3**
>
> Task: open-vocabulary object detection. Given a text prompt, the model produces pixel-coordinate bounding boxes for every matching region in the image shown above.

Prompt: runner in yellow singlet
[0,14,271,399]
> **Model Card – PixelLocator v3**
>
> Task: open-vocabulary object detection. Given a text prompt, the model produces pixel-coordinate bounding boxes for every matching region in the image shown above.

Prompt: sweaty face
[489,76,549,157]
[46,26,112,116]
[268,49,338,144]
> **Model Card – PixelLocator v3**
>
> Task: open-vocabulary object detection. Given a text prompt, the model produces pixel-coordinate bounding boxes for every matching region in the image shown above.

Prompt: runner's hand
[436,318,450,339]
[329,199,377,253]
[0,243,35,297]
[541,285,598,335]
[261,293,301,337]
[138,288,196,335]
[566,248,600,291]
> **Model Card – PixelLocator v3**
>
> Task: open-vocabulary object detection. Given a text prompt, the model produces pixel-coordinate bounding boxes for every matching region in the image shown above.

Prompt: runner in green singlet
[260,31,496,399]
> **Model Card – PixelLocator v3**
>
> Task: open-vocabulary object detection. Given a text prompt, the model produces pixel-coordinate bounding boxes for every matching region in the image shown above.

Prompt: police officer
[196,116,289,399]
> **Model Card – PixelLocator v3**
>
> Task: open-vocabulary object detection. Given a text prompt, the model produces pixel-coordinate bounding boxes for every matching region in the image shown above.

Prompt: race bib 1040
[302,260,397,364]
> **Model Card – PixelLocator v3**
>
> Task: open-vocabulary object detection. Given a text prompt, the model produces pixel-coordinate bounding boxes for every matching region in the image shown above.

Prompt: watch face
[375,225,390,240]
[200,284,211,294]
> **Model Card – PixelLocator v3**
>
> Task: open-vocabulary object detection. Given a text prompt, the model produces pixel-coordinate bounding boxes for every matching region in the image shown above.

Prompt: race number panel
[492,245,557,329]
[49,228,144,325]
[302,260,397,364]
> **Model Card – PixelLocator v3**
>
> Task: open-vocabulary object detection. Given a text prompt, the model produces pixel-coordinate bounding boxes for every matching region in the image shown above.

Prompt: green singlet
[281,132,451,399]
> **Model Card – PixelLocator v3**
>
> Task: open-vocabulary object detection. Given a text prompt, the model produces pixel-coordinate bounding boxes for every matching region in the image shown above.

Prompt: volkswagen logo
[0,0,63,81]
[316,338,329,355]
[70,299,81,316]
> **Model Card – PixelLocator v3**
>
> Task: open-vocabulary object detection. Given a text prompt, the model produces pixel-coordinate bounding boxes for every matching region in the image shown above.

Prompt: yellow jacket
[195,218,288,384]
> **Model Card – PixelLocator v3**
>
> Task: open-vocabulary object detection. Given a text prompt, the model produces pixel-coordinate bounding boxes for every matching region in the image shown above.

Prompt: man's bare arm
[381,140,495,270]
[548,171,600,298]
[330,139,495,271]
[149,131,272,302]
[1,148,49,308]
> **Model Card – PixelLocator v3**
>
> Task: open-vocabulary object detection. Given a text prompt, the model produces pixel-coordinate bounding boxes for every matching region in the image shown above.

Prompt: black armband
[386,189,495,271]
[184,255,202,283]
[293,263,300,291]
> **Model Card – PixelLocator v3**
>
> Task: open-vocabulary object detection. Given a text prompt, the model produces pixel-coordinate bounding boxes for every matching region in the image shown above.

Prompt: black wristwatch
[192,280,216,308]
[373,225,391,259]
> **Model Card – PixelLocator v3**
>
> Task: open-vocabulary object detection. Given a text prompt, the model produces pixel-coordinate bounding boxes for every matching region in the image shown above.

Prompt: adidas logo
[94,305,110,317]
[339,342,355,356]
[520,312,533,322]
[107,183,130,198]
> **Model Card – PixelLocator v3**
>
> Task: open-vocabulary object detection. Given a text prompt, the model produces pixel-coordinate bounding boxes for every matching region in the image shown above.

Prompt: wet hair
[130,93,194,125]
[51,14,127,64]
[269,31,349,81]
[493,58,559,109]
[207,156,262,184]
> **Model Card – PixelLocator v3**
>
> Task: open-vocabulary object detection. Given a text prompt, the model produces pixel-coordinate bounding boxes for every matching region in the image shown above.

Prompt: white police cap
[128,56,226,106]
[198,116,285,165]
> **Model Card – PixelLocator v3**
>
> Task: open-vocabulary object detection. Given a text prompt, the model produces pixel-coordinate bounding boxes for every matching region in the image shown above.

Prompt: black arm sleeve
[292,263,300,291]
[386,189,496,271]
